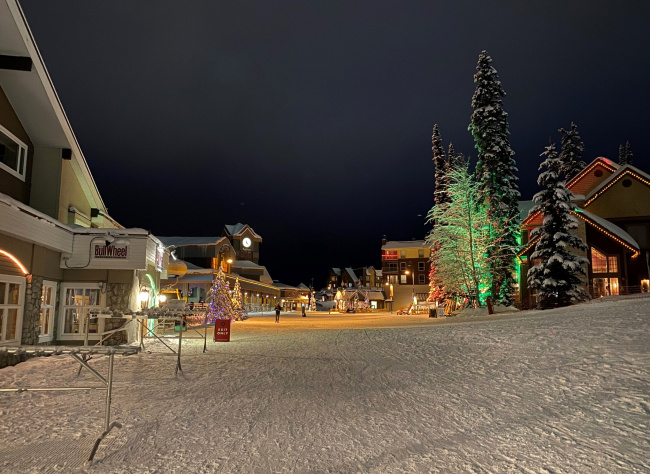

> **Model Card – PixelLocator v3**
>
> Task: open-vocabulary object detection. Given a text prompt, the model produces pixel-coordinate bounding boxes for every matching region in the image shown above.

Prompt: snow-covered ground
[1,299,649,473]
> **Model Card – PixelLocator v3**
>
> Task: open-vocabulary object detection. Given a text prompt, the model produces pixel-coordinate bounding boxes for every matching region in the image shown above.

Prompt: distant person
[275,304,282,323]
[302,304,306,317]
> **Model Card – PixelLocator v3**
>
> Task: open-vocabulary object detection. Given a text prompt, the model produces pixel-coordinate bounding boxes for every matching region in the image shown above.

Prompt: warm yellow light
[138,290,149,302]
[0,249,28,274]
[405,270,410,275]
[159,294,167,302]
[227,258,233,264]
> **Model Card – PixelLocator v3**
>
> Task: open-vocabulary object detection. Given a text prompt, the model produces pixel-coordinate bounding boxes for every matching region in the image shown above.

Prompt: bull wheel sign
[214,319,231,342]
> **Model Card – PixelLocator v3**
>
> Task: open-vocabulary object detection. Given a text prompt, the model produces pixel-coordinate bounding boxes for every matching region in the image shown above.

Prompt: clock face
[242,237,252,248]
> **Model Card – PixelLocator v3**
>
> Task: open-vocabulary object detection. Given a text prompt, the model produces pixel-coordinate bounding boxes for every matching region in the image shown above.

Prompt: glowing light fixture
[0,249,28,274]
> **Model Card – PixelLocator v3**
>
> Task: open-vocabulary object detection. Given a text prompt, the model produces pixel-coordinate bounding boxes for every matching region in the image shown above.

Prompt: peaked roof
[518,207,640,260]
[584,164,650,207]
[223,223,262,240]
[566,157,618,196]
[345,268,358,281]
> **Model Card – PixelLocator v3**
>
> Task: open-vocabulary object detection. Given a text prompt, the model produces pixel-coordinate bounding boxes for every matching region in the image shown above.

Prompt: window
[386,274,398,284]
[418,249,424,258]
[385,262,397,272]
[0,276,25,344]
[400,262,406,270]
[59,285,103,337]
[0,125,28,180]
[418,274,425,284]
[39,281,57,341]
[418,262,425,271]
[400,250,406,258]
[400,275,407,284]
[591,248,618,274]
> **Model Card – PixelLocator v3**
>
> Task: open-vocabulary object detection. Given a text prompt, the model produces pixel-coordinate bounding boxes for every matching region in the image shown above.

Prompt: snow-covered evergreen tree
[207,269,234,321]
[618,141,634,165]
[432,124,448,207]
[468,50,520,306]
[527,144,589,309]
[446,142,464,172]
[427,241,444,303]
[558,122,586,181]
[231,278,244,321]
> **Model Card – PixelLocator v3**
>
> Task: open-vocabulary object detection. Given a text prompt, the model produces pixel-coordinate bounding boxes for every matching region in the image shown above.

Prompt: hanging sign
[214,319,231,342]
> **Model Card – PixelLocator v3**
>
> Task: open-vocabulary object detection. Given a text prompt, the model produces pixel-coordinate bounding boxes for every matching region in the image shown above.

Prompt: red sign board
[214,319,231,342]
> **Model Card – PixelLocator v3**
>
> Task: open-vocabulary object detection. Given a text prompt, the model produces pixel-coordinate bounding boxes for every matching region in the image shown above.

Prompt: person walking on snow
[275,304,282,323]
[302,304,306,317]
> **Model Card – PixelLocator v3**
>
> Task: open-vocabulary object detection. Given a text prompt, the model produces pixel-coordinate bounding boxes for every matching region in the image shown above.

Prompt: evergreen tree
[446,142,464,172]
[527,144,589,309]
[432,124,448,206]
[231,278,244,321]
[468,50,520,306]
[207,269,234,321]
[618,140,634,165]
[427,241,445,303]
[558,122,586,181]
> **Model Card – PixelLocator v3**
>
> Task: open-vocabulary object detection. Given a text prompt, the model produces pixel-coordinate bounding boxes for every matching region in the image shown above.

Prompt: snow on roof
[231,260,263,269]
[518,200,535,221]
[158,236,229,247]
[224,223,246,235]
[345,268,358,281]
[331,268,341,276]
[297,283,310,290]
[575,208,640,251]
[382,240,426,250]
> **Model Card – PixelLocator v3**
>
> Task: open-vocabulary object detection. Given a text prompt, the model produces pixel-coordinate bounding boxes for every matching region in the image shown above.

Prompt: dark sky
[21,1,650,288]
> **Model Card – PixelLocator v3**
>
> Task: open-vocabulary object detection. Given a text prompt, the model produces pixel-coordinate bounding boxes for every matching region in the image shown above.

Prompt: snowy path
[1,300,649,473]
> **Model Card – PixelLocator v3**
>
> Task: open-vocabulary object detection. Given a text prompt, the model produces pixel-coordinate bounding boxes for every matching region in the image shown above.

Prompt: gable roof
[566,157,618,196]
[584,164,650,207]
[345,268,358,281]
[518,208,640,260]
[224,223,262,240]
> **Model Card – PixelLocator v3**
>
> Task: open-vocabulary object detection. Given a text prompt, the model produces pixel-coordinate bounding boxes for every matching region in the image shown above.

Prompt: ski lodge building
[517,157,650,308]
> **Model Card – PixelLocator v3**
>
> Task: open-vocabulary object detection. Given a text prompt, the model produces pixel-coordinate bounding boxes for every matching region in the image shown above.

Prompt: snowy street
[1,299,649,473]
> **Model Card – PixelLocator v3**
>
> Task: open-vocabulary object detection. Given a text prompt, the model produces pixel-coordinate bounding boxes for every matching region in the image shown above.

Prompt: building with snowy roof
[381,237,432,311]
[517,157,650,308]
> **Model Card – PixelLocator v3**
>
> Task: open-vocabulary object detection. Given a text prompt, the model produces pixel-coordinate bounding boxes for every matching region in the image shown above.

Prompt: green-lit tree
[468,50,520,306]
[432,124,448,207]
[426,158,498,307]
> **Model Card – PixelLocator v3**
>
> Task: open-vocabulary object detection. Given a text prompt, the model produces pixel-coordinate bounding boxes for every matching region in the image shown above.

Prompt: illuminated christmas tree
[231,278,244,321]
[207,269,233,321]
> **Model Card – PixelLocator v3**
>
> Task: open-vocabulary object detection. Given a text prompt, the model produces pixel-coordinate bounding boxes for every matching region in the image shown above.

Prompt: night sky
[20,1,650,288]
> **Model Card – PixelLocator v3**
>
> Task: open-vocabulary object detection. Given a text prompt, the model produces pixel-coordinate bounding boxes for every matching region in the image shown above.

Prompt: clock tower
[223,223,262,264]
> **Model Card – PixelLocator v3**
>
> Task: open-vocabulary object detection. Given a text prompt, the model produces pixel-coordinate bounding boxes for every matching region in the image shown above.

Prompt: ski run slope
[1,298,648,473]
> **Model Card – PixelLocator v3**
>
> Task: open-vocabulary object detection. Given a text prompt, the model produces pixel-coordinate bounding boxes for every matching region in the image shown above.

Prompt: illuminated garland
[585,170,650,207]
[207,269,234,322]
[572,211,640,258]
[566,158,617,192]
[0,249,28,274]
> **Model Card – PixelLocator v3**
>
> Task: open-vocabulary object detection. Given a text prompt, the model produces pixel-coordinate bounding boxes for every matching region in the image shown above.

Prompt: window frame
[418,274,425,284]
[400,275,407,284]
[58,283,105,341]
[39,280,57,342]
[400,262,406,271]
[0,124,28,181]
[0,275,25,345]
[418,261,425,271]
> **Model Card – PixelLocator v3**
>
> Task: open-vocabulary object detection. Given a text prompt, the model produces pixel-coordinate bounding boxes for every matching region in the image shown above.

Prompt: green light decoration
[145,273,157,333]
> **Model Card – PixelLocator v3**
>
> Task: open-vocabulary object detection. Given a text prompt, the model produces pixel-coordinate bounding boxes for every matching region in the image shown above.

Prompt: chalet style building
[517,157,650,308]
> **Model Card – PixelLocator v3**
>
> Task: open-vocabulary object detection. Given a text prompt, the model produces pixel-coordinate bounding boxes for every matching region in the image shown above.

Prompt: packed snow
[1,298,649,473]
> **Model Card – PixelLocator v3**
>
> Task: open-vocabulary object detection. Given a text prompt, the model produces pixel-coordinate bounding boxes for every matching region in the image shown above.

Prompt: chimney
[381,235,387,246]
